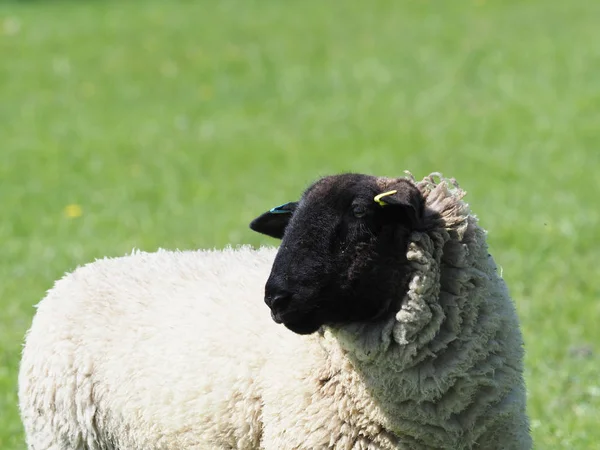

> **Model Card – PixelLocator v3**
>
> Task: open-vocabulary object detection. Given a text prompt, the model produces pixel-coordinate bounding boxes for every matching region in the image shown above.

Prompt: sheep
[18,172,532,450]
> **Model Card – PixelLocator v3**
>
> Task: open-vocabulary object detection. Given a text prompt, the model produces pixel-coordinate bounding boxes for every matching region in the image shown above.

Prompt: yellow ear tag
[374,190,398,206]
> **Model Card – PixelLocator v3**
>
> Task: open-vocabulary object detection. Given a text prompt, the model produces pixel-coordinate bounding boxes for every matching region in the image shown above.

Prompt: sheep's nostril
[265,292,292,310]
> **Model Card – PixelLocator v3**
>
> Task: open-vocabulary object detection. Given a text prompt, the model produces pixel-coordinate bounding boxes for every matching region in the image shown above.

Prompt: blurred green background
[1,0,599,448]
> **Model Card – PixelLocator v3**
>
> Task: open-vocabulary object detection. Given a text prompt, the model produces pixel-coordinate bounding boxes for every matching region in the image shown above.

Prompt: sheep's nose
[265,291,292,310]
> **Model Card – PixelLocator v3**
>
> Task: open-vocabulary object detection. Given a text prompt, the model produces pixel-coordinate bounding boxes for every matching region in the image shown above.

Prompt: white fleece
[19,174,531,450]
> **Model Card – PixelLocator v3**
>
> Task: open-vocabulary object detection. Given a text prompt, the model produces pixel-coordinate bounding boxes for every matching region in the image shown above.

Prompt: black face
[249,173,424,335]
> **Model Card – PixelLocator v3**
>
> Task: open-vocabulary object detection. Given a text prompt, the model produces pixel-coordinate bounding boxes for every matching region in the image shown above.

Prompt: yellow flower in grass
[64,204,83,219]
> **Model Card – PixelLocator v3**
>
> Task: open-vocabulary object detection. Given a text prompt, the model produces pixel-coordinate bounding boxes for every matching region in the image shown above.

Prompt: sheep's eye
[353,205,368,218]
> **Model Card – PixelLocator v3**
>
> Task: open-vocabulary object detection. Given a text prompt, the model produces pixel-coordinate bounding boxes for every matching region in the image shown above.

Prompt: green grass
[1,0,599,448]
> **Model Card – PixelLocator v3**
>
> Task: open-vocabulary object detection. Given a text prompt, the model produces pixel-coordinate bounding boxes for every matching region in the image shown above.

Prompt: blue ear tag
[269,203,294,214]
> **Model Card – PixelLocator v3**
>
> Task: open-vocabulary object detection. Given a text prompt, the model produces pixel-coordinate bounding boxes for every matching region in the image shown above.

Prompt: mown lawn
[1,0,599,448]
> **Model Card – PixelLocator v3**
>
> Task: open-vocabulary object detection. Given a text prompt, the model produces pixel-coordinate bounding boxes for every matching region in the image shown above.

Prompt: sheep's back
[18,246,289,449]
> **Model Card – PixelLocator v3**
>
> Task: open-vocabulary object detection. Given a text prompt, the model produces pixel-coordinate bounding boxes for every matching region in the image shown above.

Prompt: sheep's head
[250,173,424,335]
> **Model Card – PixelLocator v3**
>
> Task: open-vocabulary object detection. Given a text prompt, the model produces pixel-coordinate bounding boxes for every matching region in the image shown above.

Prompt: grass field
[1,0,599,448]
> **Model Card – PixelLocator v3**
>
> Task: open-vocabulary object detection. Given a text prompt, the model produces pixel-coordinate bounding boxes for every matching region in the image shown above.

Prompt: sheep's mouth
[271,309,322,335]
[283,316,321,335]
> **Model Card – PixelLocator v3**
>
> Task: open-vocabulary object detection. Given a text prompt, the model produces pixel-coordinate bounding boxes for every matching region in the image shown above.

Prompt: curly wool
[18,174,531,450]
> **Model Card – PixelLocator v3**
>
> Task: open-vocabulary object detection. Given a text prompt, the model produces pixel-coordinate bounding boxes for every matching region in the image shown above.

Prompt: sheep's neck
[321,332,466,449]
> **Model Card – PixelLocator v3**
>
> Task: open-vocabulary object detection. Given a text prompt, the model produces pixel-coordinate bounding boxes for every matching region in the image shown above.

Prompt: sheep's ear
[374,182,423,227]
[249,202,297,239]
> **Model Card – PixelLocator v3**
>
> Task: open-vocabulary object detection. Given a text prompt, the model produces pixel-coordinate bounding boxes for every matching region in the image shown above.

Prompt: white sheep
[19,173,532,449]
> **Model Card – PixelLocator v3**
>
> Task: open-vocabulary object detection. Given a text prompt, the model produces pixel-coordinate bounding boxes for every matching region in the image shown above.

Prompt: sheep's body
[19,175,532,449]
